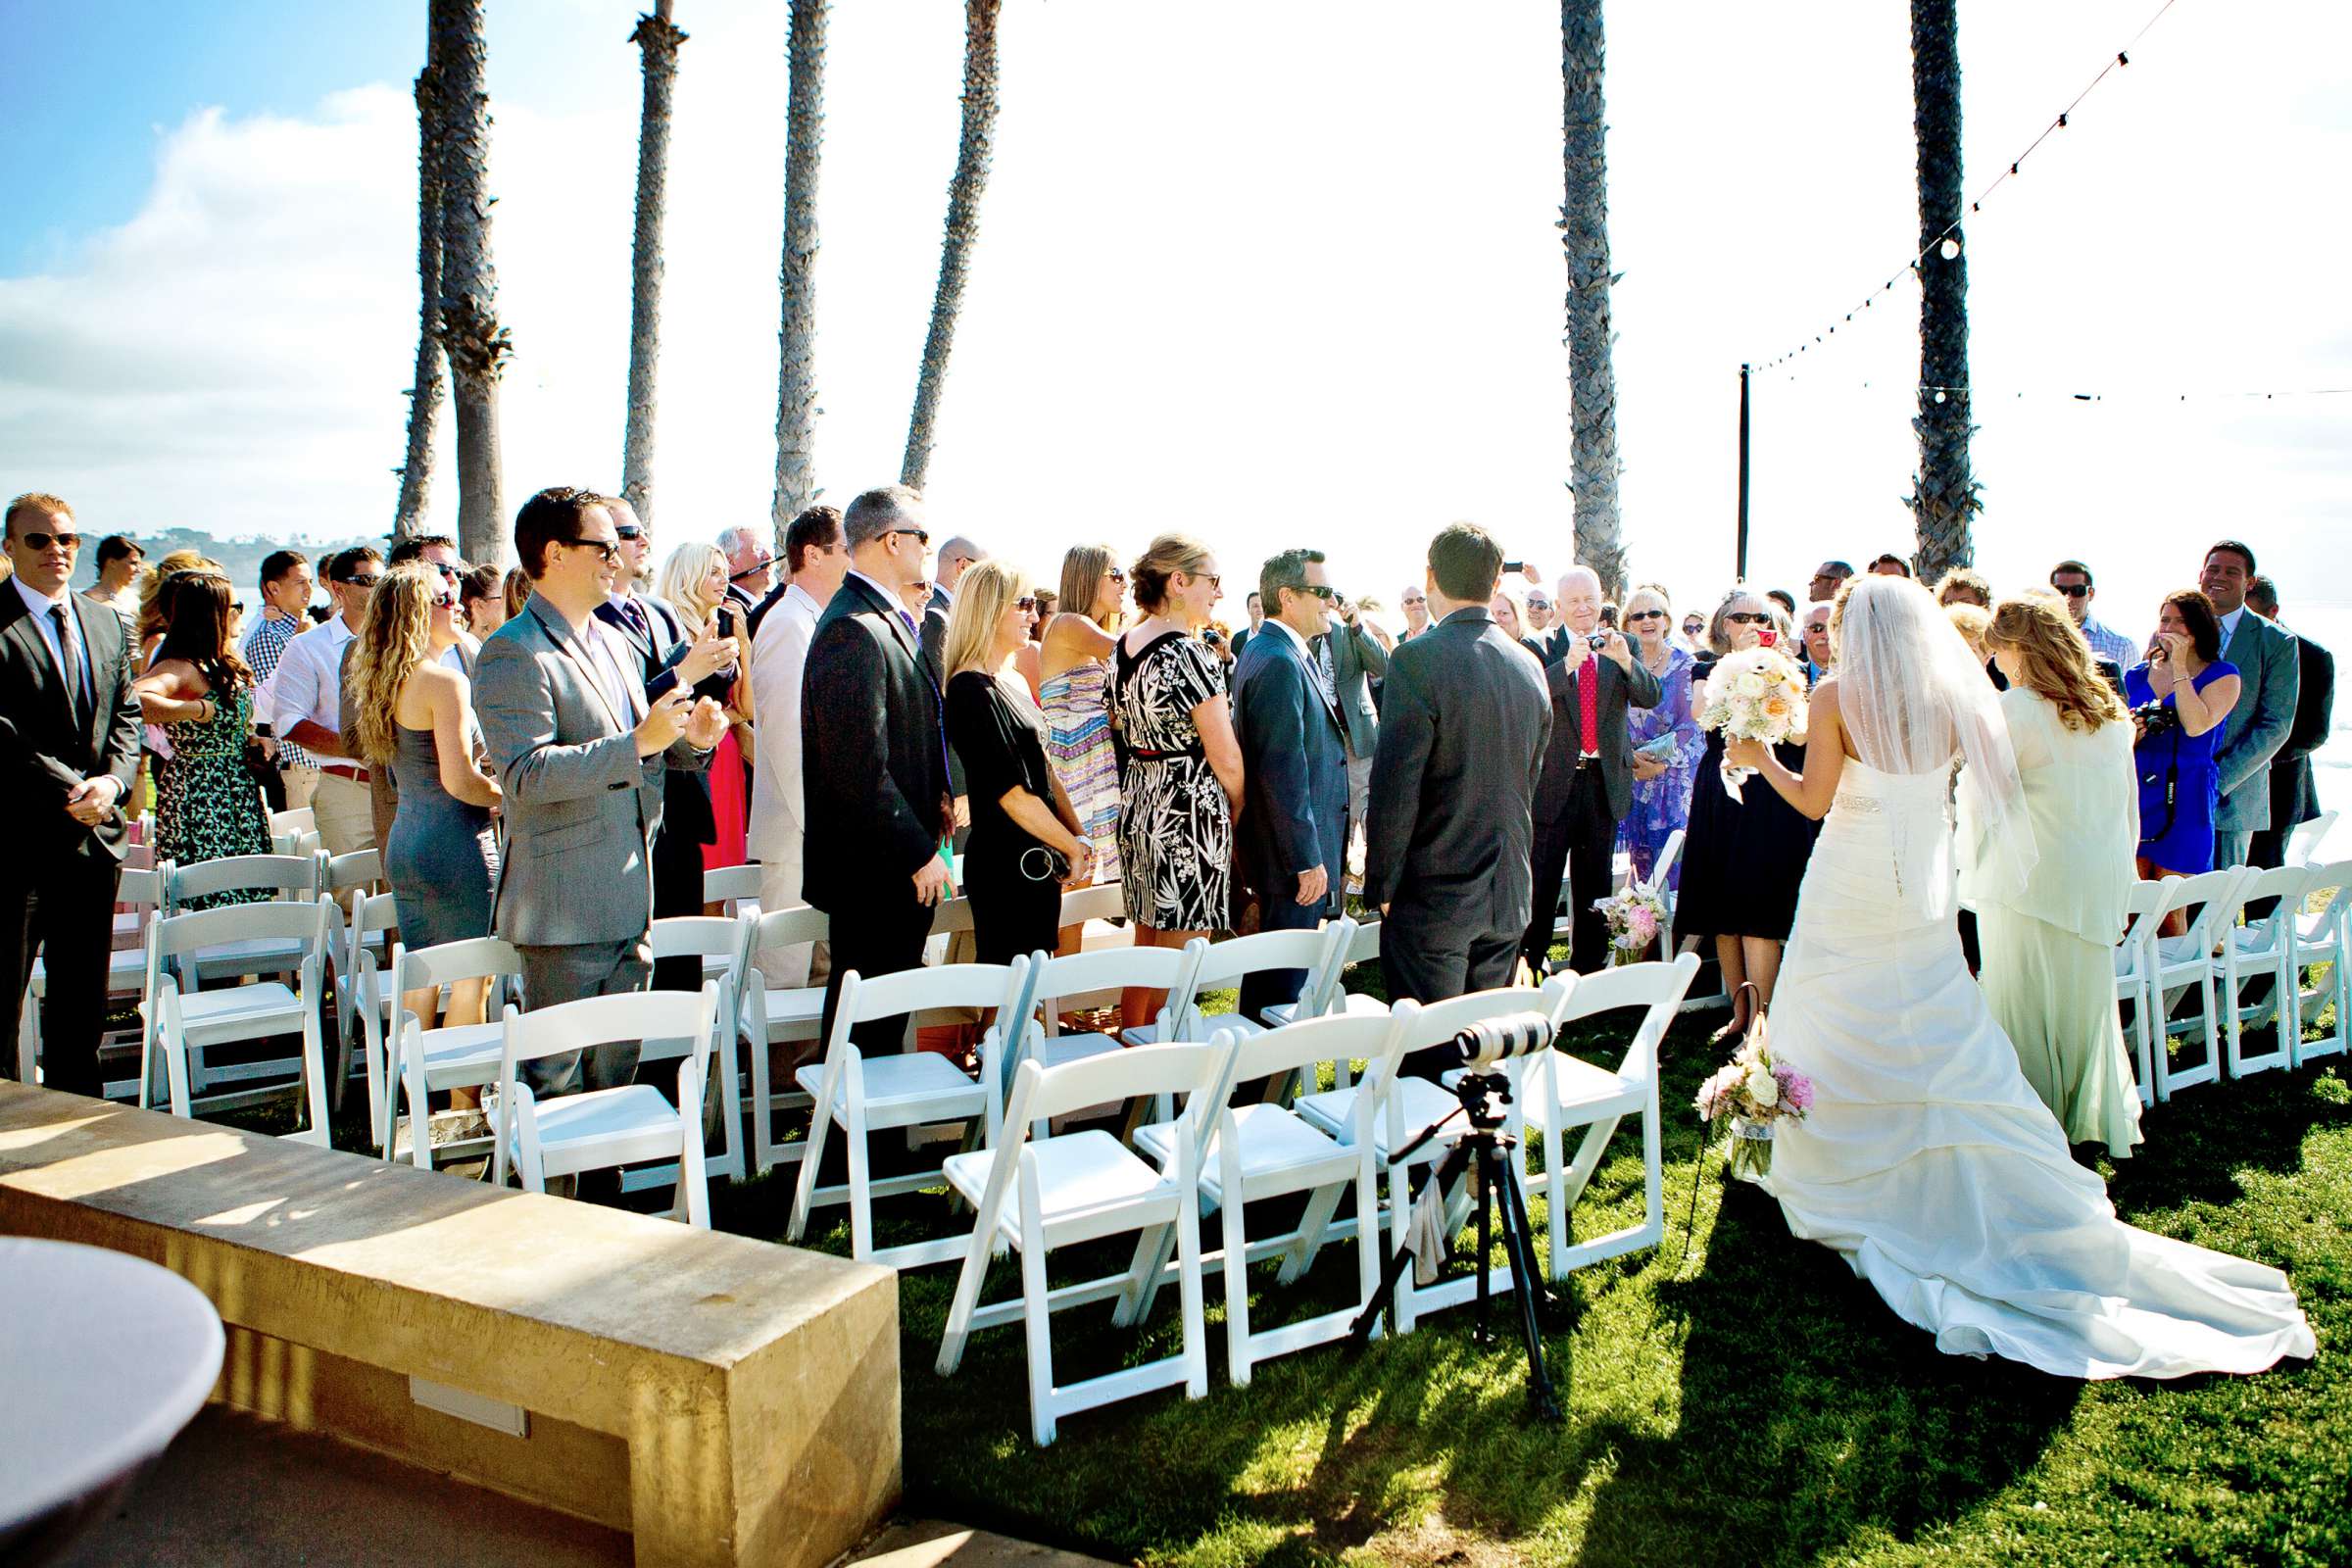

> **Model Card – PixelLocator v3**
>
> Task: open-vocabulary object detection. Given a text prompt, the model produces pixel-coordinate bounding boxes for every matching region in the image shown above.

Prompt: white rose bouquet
[1694,1033,1814,1181]
[1695,643,1810,801]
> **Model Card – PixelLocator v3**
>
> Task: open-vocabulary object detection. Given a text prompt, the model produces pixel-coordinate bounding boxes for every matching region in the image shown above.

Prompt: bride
[1725,574,2312,1379]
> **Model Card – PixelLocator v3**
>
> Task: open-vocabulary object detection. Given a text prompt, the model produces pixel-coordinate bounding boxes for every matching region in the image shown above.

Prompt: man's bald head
[1554,566,1603,634]
[937,535,984,592]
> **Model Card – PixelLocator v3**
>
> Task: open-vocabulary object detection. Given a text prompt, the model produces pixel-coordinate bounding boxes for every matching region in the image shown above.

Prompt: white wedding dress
[1760,580,2314,1380]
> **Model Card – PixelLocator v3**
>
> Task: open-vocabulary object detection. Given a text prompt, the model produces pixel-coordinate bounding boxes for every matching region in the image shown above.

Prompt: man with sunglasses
[0,493,144,1100]
[1397,585,1432,642]
[716,525,775,612]
[270,544,385,858]
[2048,559,2137,669]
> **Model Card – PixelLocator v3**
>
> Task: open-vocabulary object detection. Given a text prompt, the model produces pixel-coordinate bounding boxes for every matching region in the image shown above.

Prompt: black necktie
[50,605,87,722]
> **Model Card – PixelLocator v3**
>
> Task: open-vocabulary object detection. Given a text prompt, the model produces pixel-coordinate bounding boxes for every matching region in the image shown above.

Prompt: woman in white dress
[1724,575,2311,1380]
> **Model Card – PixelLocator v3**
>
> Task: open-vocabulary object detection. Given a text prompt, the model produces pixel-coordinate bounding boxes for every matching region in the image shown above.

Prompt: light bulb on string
[1938,237,1962,261]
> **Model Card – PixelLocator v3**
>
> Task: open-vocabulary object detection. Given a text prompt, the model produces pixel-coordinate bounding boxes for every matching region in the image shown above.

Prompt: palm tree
[900,0,1003,491]
[1907,0,1978,582]
[435,0,512,565]
[621,2,687,526]
[772,0,829,542]
[391,30,449,539]
[1560,0,1626,601]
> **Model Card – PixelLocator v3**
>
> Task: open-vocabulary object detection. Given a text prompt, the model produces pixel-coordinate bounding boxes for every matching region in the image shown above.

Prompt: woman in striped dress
[1038,544,1128,889]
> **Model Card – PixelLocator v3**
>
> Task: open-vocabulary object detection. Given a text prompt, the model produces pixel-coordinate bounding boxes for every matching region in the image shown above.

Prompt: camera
[1200,626,1225,649]
[2133,700,2180,738]
[1452,1011,1558,1069]
[1585,632,1610,652]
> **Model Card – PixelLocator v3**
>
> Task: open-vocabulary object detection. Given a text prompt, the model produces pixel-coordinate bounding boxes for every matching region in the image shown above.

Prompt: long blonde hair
[1058,543,1120,628]
[943,559,1030,685]
[345,564,439,764]
[656,542,728,636]
[1984,592,2128,733]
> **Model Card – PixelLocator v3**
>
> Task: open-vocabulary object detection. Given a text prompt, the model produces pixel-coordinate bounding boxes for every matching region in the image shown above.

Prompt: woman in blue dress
[2122,589,2239,927]
[1616,583,1704,891]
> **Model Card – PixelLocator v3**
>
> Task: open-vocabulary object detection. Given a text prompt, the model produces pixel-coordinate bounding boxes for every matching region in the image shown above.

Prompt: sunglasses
[1624,609,1667,623]
[1013,595,1038,612]
[889,527,931,549]
[562,536,620,564]
[429,589,459,610]
[1402,595,1426,605]
[1185,572,1221,590]
[1725,612,1773,626]
[339,573,382,589]
[1106,567,1127,583]
[1526,596,1551,610]
[1301,584,1339,601]
[18,529,80,552]
[2052,583,2090,597]
[613,524,645,541]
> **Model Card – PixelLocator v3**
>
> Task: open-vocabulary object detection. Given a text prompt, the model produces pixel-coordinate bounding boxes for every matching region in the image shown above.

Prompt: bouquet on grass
[1591,887,1667,966]
[1694,1034,1813,1180]
[1695,642,1809,802]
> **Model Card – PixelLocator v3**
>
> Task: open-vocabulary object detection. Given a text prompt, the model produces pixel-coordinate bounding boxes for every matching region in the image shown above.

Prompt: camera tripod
[1347,1069,1565,1423]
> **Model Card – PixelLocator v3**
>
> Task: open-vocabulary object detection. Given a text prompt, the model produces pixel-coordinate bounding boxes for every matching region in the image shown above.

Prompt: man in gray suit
[474,487,725,1094]
[2200,539,2300,867]
[2245,574,2333,885]
[1318,591,1389,876]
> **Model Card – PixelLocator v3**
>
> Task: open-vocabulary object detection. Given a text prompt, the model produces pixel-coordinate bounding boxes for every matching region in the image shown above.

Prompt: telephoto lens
[1451,1011,1557,1069]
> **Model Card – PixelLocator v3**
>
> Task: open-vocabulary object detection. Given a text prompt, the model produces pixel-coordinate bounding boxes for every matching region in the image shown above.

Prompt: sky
[3,0,2349,641]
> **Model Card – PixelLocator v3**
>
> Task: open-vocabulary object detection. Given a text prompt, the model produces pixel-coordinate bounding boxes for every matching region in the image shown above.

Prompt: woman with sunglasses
[1616,584,1703,896]
[131,570,274,908]
[655,542,752,888]
[347,564,502,1042]
[1037,544,1129,906]
[1675,589,1823,1045]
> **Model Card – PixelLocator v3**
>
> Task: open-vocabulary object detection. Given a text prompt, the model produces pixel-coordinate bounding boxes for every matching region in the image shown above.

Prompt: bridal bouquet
[1696,643,1809,801]
[1694,1035,1814,1180]
[1591,887,1667,966]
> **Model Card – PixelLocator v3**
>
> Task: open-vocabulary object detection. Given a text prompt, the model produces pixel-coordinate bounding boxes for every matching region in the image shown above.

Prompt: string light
[1809,381,2352,403]
[1753,0,2180,375]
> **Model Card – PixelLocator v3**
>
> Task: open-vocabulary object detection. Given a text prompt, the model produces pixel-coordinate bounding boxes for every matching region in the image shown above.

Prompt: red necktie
[1578,662,1599,755]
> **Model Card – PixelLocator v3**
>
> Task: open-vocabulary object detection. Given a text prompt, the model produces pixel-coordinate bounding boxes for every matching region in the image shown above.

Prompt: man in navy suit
[1232,549,1350,1021]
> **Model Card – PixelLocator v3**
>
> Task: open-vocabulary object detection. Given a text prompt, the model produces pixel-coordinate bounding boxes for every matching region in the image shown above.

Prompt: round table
[0,1239,225,1565]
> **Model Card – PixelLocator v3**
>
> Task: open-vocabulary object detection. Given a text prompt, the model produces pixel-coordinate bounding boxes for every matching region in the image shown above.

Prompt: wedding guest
[655,542,752,884]
[132,572,272,906]
[1491,581,1544,660]
[716,524,775,612]
[1679,611,1708,652]
[919,534,984,678]
[461,562,509,638]
[2125,590,2240,906]
[364,535,474,855]
[1799,601,1836,684]
[1945,602,1992,663]
[1367,522,1550,1032]
[802,486,954,1051]
[1008,587,1053,700]
[501,564,532,625]
[138,548,218,660]
[1676,590,1823,1044]
[1112,533,1244,1029]
[1231,590,1264,659]
[348,564,501,1043]
[945,561,1094,964]
[2200,540,2300,868]
[1869,553,1912,578]
[1762,589,1796,620]
[270,545,382,857]
[89,534,145,628]
[1039,544,1126,891]
[1936,567,1993,609]
[2243,575,2334,888]
[1234,549,1348,1019]
[1619,584,1703,894]
[1974,594,2142,1157]
[1524,586,1555,636]
[0,493,144,1099]
[1323,585,1387,879]
[746,503,850,988]
[1522,565,1658,976]
[2049,559,2137,668]
[243,549,318,808]
[1807,560,1855,604]
[1397,584,1433,642]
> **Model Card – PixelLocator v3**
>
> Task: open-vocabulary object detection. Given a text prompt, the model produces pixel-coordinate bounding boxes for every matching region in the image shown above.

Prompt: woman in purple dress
[1617,584,1704,889]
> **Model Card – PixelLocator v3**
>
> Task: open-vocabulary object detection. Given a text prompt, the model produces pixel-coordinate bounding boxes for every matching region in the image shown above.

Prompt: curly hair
[1130,533,1213,614]
[344,564,441,764]
[1983,592,2128,733]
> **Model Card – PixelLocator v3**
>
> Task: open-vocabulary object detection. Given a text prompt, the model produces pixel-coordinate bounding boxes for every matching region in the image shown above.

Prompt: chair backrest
[704,863,764,912]
[1190,926,1344,992]
[350,889,400,942]
[1026,940,1205,1019]
[499,984,718,1069]
[2295,858,2352,936]
[2165,866,2248,950]
[393,936,526,998]
[118,864,167,909]
[147,900,333,1004]
[1640,829,1687,897]
[649,913,755,968]
[751,904,829,956]
[2237,863,2315,931]
[1551,953,1700,1079]
[835,959,1029,1040]
[2117,876,2180,967]
[1340,918,1382,968]
[1223,1004,1418,1109]
[2287,809,2338,866]
[1002,1039,1231,1134]
[1397,975,1580,1070]
[168,853,321,911]
[325,850,381,896]
[1056,881,1126,927]
[270,807,317,841]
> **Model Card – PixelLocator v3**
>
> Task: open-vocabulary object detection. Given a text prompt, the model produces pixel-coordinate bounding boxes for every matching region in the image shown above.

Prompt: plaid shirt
[2079,615,2138,670]
[242,612,318,769]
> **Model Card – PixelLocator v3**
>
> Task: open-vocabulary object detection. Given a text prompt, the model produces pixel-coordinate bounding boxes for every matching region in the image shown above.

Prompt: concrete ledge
[0,1084,901,1568]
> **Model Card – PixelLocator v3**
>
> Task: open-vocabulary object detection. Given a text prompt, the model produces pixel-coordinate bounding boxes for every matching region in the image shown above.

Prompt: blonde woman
[655,541,751,880]
[1038,544,1127,891]
[1490,581,1544,660]
[1974,594,2143,1155]
[347,564,501,1041]
[944,561,1095,963]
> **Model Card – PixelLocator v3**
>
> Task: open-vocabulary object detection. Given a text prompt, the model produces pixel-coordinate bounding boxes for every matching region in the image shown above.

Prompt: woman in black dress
[1676,590,1823,1044]
[944,561,1097,965]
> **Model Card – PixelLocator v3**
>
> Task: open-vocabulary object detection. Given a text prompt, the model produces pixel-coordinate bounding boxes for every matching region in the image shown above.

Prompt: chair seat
[944,1129,1176,1244]
[410,1020,504,1078]
[1122,1013,1265,1048]
[795,1051,983,1116]
[1259,992,1389,1029]
[1032,1031,1122,1070]
[1296,1074,1456,1158]
[2154,934,2216,971]
[1133,1102,1346,1200]
[760,987,824,1035]
[1527,1053,1643,1126]
[2230,922,2288,961]
[190,936,309,972]
[514,1083,682,1154]
[178,983,306,1042]
[30,948,146,995]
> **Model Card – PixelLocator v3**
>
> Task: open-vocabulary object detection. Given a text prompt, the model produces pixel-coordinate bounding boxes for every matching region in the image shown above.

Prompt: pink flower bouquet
[1694,1036,1814,1179]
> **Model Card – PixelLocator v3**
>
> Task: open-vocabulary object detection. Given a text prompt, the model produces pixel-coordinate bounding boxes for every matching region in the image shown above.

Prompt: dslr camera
[2133,700,2180,738]
[1452,1011,1558,1069]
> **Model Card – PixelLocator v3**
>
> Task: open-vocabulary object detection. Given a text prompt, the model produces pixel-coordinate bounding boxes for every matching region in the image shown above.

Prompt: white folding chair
[385,937,526,1166]
[340,889,404,1136]
[22,860,170,1096]
[1297,977,1579,1333]
[165,854,326,991]
[2112,876,2180,1108]
[1023,940,1206,1073]
[138,900,336,1145]
[1521,953,1698,1279]
[1134,1005,1420,1385]
[489,984,723,1227]
[2222,863,2313,1079]
[934,1039,1231,1446]
[639,914,757,1186]
[785,959,1034,1268]
[1058,880,1128,939]
[2147,866,2247,1101]
[1122,924,1349,1046]
[743,904,830,1175]
[269,808,318,858]
[704,863,765,921]
[2288,858,2352,1066]
[2286,809,2338,868]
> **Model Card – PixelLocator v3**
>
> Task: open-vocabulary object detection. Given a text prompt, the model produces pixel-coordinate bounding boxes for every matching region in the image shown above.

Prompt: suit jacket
[1324,619,1388,760]
[0,586,143,866]
[2267,635,2334,831]
[1531,645,1661,824]
[801,574,951,915]
[2213,611,2300,833]
[1365,607,1552,932]
[599,592,717,846]
[916,584,964,798]
[1232,626,1348,911]
[474,593,706,947]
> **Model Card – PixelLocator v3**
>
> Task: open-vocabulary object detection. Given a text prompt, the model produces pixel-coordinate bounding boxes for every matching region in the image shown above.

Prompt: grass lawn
[710,964,2349,1568]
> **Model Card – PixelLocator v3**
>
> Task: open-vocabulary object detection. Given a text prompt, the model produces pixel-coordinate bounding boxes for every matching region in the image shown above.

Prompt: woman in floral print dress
[132,571,272,908]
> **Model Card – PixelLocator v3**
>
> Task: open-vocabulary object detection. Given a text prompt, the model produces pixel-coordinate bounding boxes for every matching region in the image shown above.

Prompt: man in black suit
[918,534,983,840]
[1233,549,1350,1021]
[1366,523,1551,1032]
[1523,565,1660,977]
[0,493,144,1098]
[2245,575,2334,897]
[803,485,953,1050]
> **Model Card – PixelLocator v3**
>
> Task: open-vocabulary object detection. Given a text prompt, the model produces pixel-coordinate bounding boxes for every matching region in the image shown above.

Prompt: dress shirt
[270,614,358,763]
[244,611,318,768]
[2077,615,2137,670]
[2217,606,2246,649]
[746,582,825,858]
[13,576,93,706]
[850,570,922,639]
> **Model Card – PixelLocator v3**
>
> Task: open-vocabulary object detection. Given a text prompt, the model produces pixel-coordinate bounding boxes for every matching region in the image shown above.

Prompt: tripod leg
[1496,1154,1564,1422]
[1348,1143,1472,1348]
[1475,1146,1495,1345]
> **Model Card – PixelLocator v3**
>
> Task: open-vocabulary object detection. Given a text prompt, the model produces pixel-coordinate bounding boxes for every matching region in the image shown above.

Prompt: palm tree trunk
[622,2,687,527]
[772,0,829,544]
[392,35,449,540]
[1560,0,1626,601]
[1908,0,1978,583]
[435,0,512,566]
[900,0,1003,492]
